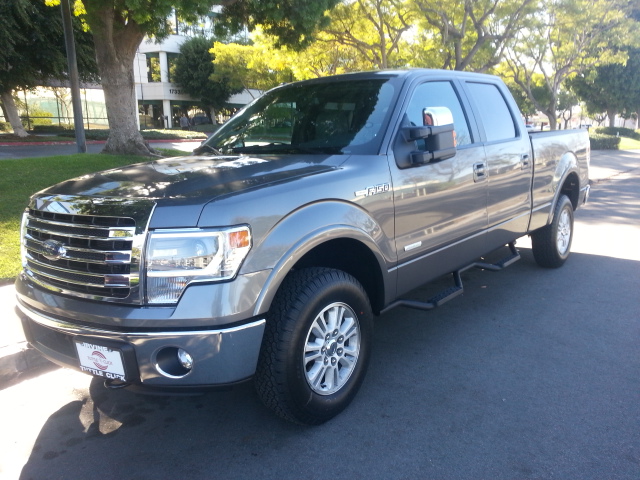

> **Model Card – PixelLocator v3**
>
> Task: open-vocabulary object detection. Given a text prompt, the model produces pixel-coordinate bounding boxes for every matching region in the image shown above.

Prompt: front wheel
[531,194,574,268]
[255,268,373,425]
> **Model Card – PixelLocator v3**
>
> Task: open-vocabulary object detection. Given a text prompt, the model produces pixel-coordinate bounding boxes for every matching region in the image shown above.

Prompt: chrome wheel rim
[303,302,361,395]
[556,208,572,255]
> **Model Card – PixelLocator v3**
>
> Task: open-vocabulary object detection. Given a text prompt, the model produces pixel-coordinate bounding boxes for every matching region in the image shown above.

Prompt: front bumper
[17,300,265,388]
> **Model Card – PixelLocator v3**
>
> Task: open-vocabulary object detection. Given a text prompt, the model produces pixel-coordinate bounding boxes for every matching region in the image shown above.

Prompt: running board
[381,243,520,315]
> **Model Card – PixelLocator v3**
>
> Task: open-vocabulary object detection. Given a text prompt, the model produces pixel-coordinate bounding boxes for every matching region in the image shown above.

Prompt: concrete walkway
[1,149,638,389]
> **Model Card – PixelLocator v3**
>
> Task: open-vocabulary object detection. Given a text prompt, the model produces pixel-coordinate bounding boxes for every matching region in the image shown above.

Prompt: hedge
[59,128,208,141]
[592,126,640,141]
[589,133,621,150]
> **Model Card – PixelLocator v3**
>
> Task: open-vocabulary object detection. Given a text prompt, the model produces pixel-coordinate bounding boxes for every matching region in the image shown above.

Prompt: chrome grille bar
[22,196,155,303]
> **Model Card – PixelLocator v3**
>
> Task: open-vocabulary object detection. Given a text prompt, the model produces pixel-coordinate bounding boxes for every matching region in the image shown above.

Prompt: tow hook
[104,378,130,389]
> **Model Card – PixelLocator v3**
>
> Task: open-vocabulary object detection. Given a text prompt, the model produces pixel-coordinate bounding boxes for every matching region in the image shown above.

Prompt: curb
[0,341,57,391]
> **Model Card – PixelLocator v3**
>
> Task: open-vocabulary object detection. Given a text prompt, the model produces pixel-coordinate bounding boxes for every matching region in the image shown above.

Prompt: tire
[255,267,373,425]
[531,194,574,268]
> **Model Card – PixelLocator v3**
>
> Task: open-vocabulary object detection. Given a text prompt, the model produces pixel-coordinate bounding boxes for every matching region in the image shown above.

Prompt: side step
[381,242,520,315]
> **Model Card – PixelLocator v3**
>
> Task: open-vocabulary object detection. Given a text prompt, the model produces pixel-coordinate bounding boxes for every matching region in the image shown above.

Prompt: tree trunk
[607,108,617,128]
[0,91,29,137]
[98,58,158,155]
[543,109,557,130]
[85,3,157,156]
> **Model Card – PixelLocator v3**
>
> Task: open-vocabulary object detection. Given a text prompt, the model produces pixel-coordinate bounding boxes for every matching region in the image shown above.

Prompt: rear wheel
[531,194,574,268]
[255,268,373,425]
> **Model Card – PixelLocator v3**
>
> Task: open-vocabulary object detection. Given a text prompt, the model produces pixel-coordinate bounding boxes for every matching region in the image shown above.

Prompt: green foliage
[58,128,207,141]
[0,122,11,132]
[505,0,638,129]
[28,108,53,126]
[593,126,640,141]
[589,133,621,150]
[322,0,416,70]
[569,50,640,121]
[0,0,97,92]
[31,124,75,134]
[172,37,241,112]
[212,41,294,91]
[411,0,539,72]
[215,0,341,48]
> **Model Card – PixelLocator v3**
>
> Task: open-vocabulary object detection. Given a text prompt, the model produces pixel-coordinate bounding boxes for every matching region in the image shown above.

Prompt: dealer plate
[75,341,127,382]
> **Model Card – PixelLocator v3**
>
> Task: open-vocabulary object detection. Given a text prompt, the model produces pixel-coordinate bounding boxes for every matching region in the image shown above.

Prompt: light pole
[60,0,86,153]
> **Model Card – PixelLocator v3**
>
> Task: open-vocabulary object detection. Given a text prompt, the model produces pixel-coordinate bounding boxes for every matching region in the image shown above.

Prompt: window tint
[466,82,516,142]
[203,79,396,155]
[407,81,472,146]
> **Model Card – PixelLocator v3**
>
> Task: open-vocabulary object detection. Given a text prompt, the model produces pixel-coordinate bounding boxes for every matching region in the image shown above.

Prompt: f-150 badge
[355,183,390,197]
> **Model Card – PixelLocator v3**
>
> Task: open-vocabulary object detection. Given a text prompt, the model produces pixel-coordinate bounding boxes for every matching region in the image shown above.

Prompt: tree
[505,0,637,130]
[321,0,415,70]
[211,40,294,93]
[172,37,242,124]
[409,0,539,72]
[568,50,640,128]
[47,0,340,156]
[0,0,97,137]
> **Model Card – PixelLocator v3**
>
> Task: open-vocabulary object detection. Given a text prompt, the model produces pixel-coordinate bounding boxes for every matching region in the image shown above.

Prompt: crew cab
[16,69,590,424]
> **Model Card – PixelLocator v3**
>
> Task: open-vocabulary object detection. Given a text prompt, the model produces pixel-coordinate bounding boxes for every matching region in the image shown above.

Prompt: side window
[407,81,472,146]
[466,82,516,142]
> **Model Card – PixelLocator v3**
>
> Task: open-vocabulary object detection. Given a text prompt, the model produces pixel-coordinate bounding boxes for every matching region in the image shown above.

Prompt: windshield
[197,78,397,156]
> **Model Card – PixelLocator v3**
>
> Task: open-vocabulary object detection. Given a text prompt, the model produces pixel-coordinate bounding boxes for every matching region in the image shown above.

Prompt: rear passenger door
[463,81,533,245]
[390,79,488,296]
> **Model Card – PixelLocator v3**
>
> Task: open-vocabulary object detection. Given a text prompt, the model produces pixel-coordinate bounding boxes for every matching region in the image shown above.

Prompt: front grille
[23,208,139,300]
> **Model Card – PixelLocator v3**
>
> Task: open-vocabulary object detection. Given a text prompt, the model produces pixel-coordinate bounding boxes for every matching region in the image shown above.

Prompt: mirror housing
[395,107,457,168]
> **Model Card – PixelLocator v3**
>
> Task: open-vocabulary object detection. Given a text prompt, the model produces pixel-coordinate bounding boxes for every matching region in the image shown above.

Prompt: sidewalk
[1,149,639,389]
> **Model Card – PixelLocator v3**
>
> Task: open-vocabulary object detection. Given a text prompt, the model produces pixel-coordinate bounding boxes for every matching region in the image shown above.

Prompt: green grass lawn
[0,153,150,282]
[617,136,640,150]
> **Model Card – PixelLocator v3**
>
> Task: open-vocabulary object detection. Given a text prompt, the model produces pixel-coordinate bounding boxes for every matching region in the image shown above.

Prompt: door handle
[473,162,486,182]
[521,154,530,169]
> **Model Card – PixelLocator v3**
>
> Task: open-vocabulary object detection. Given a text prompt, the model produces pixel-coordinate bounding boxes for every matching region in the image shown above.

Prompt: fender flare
[547,151,579,224]
[244,201,394,316]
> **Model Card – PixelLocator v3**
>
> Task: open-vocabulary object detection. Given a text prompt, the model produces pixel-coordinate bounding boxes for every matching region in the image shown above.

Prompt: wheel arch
[248,203,393,318]
[548,152,581,223]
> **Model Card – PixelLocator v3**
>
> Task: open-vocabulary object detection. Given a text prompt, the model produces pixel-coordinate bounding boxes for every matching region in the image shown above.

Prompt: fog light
[178,348,193,370]
[155,347,193,378]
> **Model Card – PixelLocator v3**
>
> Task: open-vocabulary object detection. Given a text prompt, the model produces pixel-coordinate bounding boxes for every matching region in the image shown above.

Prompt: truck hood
[42,154,342,200]
[38,154,342,227]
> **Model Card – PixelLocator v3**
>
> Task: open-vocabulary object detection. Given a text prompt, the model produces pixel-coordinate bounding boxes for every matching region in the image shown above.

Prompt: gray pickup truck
[16,69,590,424]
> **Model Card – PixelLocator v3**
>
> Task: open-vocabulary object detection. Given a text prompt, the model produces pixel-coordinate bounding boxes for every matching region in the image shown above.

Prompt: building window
[146,54,161,83]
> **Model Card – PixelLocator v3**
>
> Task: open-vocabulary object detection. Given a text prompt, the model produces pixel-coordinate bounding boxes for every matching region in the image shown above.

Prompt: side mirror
[395,107,457,168]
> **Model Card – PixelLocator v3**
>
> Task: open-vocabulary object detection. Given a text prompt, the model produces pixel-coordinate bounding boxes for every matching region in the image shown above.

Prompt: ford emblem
[42,239,67,261]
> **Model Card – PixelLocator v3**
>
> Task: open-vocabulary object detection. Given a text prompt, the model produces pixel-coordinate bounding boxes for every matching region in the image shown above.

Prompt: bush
[589,133,621,150]
[0,121,12,132]
[31,124,75,134]
[58,128,208,141]
[592,126,640,141]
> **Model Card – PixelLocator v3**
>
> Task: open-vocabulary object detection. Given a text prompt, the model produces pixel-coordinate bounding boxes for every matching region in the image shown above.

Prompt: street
[1,154,639,479]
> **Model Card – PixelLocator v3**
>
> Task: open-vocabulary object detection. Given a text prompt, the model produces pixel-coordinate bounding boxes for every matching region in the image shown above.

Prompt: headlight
[145,226,251,304]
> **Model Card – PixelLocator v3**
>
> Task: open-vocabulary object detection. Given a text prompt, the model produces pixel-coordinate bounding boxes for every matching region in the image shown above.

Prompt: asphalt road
[1,156,639,479]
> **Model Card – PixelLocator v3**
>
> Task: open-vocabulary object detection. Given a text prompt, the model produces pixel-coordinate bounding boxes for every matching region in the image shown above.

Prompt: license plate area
[74,338,134,382]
